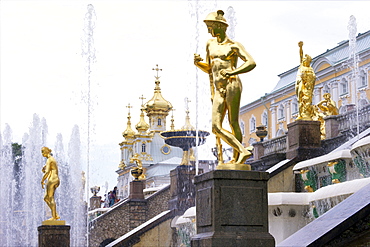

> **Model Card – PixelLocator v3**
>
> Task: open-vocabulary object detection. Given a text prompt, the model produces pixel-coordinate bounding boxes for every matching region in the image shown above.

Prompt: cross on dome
[152,64,162,80]
[184,97,191,112]
[139,95,146,107]
[126,103,133,114]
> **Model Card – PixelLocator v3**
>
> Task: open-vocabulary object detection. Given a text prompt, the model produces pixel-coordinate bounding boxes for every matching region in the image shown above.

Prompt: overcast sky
[1,0,370,194]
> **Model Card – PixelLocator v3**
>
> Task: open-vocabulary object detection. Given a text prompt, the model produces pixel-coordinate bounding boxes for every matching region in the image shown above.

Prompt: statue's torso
[208,39,239,89]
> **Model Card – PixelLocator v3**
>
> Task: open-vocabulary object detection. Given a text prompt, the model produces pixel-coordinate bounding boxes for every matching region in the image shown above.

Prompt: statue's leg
[46,182,60,220]
[212,90,250,165]
[226,82,251,164]
[216,136,223,165]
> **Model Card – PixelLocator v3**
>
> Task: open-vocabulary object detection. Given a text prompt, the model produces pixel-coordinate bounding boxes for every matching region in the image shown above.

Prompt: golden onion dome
[122,113,136,139]
[136,108,150,132]
[144,79,173,115]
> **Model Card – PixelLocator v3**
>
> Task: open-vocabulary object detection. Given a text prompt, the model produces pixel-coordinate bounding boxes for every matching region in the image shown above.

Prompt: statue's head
[323,93,331,100]
[204,10,228,32]
[41,146,52,157]
[303,54,312,66]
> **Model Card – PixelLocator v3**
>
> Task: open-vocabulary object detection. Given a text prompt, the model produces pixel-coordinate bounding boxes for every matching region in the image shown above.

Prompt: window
[276,128,285,137]
[359,70,367,88]
[262,111,268,126]
[340,78,348,95]
[141,143,146,153]
[292,99,298,114]
[323,84,330,94]
[240,121,245,136]
[248,138,257,145]
[249,116,256,133]
[157,118,162,126]
[278,104,285,120]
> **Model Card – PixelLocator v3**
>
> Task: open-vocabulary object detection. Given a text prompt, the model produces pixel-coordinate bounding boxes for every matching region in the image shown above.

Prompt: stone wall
[89,200,131,247]
[146,185,171,220]
[89,186,171,247]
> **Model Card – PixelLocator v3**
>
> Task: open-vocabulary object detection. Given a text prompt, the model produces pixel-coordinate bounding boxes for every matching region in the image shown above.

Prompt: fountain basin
[160,130,209,166]
[160,130,209,151]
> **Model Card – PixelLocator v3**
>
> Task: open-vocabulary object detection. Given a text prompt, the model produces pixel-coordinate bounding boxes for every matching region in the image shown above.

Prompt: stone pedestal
[191,170,275,247]
[286,120,323,160]
[252,142,264,161]
[38,225,70,247]
[168,165,199,216]
[90,196,102,210]
[129,180,145,200]
[325,115,339,139]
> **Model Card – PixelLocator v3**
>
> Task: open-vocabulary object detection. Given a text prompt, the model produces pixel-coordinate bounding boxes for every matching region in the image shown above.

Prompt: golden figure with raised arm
[41,147,61,221]
[295,41,316,120]
[194,10,256,170]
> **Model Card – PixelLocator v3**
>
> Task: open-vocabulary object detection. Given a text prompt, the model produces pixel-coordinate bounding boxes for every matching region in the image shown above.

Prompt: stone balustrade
[263,135,287,156]
[336,104,370,134]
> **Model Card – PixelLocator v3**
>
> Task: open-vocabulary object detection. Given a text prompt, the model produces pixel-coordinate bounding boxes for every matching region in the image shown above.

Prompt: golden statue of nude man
[194,10,256,170]
[41,147,61,221]
[295,41,316,120]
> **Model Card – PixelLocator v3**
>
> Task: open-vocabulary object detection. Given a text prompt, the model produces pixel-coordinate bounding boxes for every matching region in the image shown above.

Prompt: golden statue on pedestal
[194,10,255,170]
[314,93,339,139]
[295,41,316,121]
[41,147,64,224]
[130,153,146,180]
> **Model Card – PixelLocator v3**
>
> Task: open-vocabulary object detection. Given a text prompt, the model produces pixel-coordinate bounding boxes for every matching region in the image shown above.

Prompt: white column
[331,80,339,104]
[313,87,322,105]
[270,106,277,138]
[285,100,291,124]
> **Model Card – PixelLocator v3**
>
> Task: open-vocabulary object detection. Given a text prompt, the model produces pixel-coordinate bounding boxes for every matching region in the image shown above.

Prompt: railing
[263,135,287,156]
[336,104,370,133]
[259,104,370,158]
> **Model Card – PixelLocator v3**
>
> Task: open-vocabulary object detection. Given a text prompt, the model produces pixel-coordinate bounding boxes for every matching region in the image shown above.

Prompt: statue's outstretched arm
[298,41,303,64]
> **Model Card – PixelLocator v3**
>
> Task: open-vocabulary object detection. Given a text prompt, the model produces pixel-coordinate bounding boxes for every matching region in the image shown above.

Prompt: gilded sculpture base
[216,163,251,171]
[42,220,66,225]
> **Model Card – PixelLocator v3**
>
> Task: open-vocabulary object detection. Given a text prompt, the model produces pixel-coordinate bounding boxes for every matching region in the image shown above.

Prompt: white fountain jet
[347,15,360,138]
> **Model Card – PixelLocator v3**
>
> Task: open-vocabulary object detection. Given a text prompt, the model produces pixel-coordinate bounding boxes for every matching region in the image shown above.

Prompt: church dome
[122,113,136,139]
[136,108,150,132]
[144,79,173,115]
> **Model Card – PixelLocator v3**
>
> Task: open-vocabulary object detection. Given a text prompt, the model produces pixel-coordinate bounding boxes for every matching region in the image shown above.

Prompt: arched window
[359,98,369,108]
[249,116,256,133]
[240,121,245,136]
[276,128,285,137]
[340,78,349,95]
[141,143,146,153]
[157,118,162,126]
[323,84,330,94]
[359,70,368,88]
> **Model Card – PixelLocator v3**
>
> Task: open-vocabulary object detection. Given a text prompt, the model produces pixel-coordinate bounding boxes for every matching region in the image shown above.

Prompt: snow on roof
[351,134,370,150]
[266,159,291,174]
[268,177,370,205]
[293,149,352,171]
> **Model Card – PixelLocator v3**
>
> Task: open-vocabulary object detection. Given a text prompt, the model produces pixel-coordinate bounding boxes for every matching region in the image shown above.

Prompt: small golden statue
[295,41,316,121]
[130,153,146,180]
[317,93,339,116]
[194,10,255,170]
[313,93,339,139]
[41,147,63,224]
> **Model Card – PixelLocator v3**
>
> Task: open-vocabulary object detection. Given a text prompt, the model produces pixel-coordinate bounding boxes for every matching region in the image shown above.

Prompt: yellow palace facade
[240,30,370,146]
